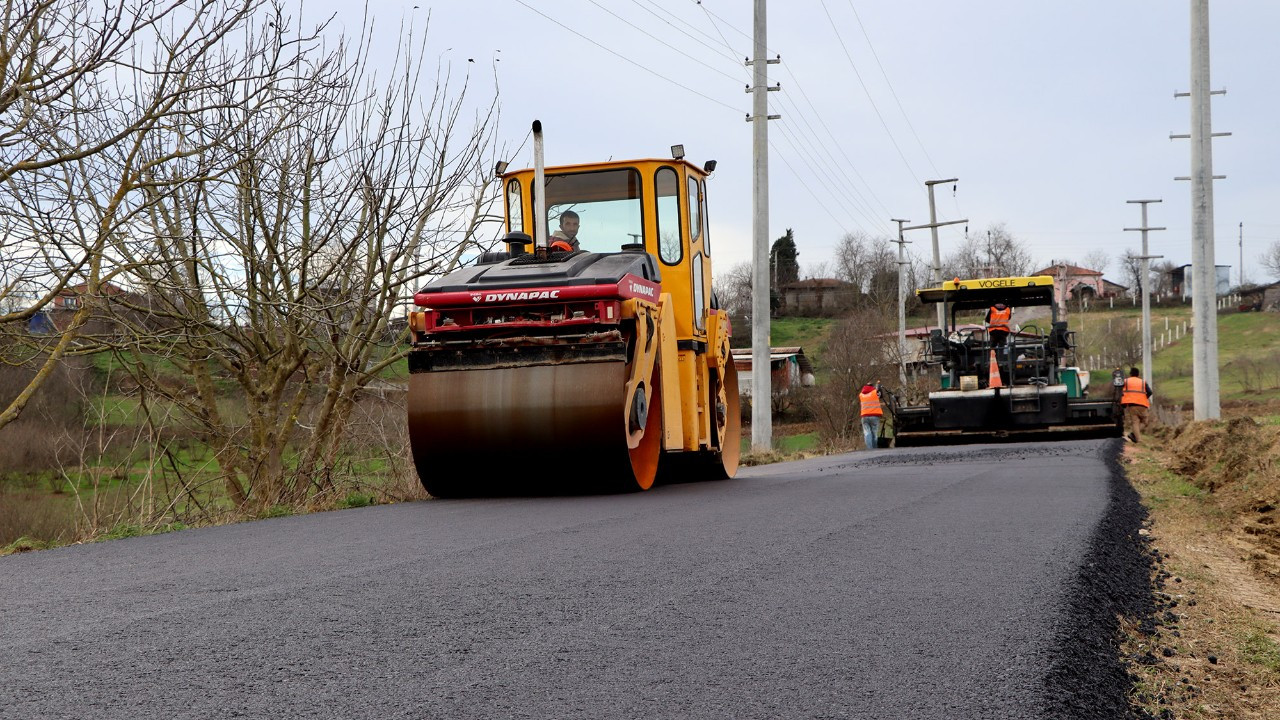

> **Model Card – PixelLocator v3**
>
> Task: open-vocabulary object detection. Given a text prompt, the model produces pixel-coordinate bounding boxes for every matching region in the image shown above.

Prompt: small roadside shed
[731,346,815,399]
[1240,281,1280,312]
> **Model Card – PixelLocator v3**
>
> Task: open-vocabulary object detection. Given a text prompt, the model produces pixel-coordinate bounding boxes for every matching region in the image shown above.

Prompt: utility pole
[1124,199,1165,384]
[922,179,965,330]
[1172,0,1228,420]
[1239,222,1244,286]
[747,0,780,452]
[985,230,996,278]
[892,219,912,385]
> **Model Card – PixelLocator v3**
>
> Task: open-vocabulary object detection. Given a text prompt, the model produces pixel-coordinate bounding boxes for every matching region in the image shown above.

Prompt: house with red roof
[1031,262,1115,303]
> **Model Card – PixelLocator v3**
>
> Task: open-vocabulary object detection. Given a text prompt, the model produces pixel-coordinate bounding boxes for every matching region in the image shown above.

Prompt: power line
[694,1,755,43]
[769,140,854,238]
[517,1,915,244]
[773,115,881,230]
[586,0,743,84]
[841,1,964,222]
[600,0,872,231]
[771,77,889,221]
[845,0,942,179]
[512,0,741,114]
[629,0,742,65]
[817,0,920,184]
[696,1,894,223]
[771,119,869,230]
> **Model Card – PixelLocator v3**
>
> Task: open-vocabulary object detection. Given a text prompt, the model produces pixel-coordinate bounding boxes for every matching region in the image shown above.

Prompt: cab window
[506,179,523,233]
[699,180,711,256]
[655,167,683,265]
[687,176,702,246]
[536,168,642,253]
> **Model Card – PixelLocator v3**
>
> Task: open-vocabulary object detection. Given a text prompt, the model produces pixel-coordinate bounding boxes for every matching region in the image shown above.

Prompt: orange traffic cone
[987,349,1004,389]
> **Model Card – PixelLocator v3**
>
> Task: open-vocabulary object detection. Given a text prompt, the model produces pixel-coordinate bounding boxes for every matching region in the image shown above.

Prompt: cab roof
[502,157,710,180]
[916,275,1056,310]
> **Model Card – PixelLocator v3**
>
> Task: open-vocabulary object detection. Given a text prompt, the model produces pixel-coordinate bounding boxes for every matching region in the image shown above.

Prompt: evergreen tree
[771,229,800,289]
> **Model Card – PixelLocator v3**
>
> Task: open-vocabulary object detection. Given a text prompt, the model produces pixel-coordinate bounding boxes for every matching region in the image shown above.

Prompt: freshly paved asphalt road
[0,438,1150,719]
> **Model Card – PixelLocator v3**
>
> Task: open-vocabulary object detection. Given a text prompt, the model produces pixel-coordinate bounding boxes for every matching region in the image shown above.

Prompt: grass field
[1038,302,1280,409]
[766,316,837,368]
[1148,310,1280,407]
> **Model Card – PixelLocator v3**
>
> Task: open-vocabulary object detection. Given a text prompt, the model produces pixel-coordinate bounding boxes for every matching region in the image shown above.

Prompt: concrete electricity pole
[1124,200,1165,384]
[920,179,965,330]
[1172,0,1228,420]
[892,219,912,385]
[748,0,779,451]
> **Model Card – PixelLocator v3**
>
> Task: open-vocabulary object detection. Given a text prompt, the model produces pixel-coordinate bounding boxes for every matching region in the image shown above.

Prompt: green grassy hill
[1149,310,1280,408]
[767,316,837,366]
[1060,302,1280,409]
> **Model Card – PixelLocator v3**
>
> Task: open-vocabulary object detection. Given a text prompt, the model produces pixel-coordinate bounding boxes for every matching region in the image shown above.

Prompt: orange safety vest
[987,306,1011,333]
[859,389,882,417]
[1121,376,1150,407]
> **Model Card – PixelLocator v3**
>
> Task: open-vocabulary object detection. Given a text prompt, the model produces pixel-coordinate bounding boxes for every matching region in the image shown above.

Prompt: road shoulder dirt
[1122,419,1280,719]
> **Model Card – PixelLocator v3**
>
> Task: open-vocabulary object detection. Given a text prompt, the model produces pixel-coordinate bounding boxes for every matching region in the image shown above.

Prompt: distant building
[1167,264,1231,298]
[1101,279,1129,299]
[1032,262,1113,302]
[1239,281,1280,311]
[39,282,171,336]
[777,278,854,315]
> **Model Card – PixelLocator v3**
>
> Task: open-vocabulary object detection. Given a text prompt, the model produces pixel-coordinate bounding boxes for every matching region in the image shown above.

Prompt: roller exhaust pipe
[532,120,548,254]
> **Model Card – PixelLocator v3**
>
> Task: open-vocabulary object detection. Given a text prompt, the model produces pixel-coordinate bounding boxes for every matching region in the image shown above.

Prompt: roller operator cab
[406,151,739,497]
[889,276,1124,446]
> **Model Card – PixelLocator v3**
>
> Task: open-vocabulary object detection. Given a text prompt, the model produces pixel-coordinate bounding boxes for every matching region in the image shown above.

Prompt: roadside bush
[1075,317,1142,370]
[1233,352,1280,394]
[802,310,896,447]
[320,392,425,504]
[0,357,95,474]
[0,489,78,547]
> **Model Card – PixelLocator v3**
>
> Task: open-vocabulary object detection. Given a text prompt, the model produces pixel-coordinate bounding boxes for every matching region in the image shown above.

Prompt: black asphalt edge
[1044,438,1158,719]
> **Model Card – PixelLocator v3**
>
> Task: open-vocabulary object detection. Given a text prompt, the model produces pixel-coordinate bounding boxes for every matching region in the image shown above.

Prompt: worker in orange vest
[859,383,884,450]
[985,303,1012,347]
[1119,367,1153,443]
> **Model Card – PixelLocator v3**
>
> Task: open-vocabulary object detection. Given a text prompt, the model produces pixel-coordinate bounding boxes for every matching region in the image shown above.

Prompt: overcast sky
[318,1,1280,284]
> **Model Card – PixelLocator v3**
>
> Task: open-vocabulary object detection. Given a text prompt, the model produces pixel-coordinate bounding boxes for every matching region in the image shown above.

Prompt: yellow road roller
[406,123,740,496]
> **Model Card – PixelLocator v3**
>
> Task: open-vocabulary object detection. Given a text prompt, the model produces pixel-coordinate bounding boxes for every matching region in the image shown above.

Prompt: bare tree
[97,17,502,508]
[0,0,304,430]
[831,231,896,308]
[1150,260,1179,297]
[1262,241,1280,281]
[942,222,1032,279]
[803,309,895,447]
[1082,249,1110,276]
[1077,317,1142,371]
[1120,250,1143,295]
[832,231,873,295]
[715,261,753,319]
